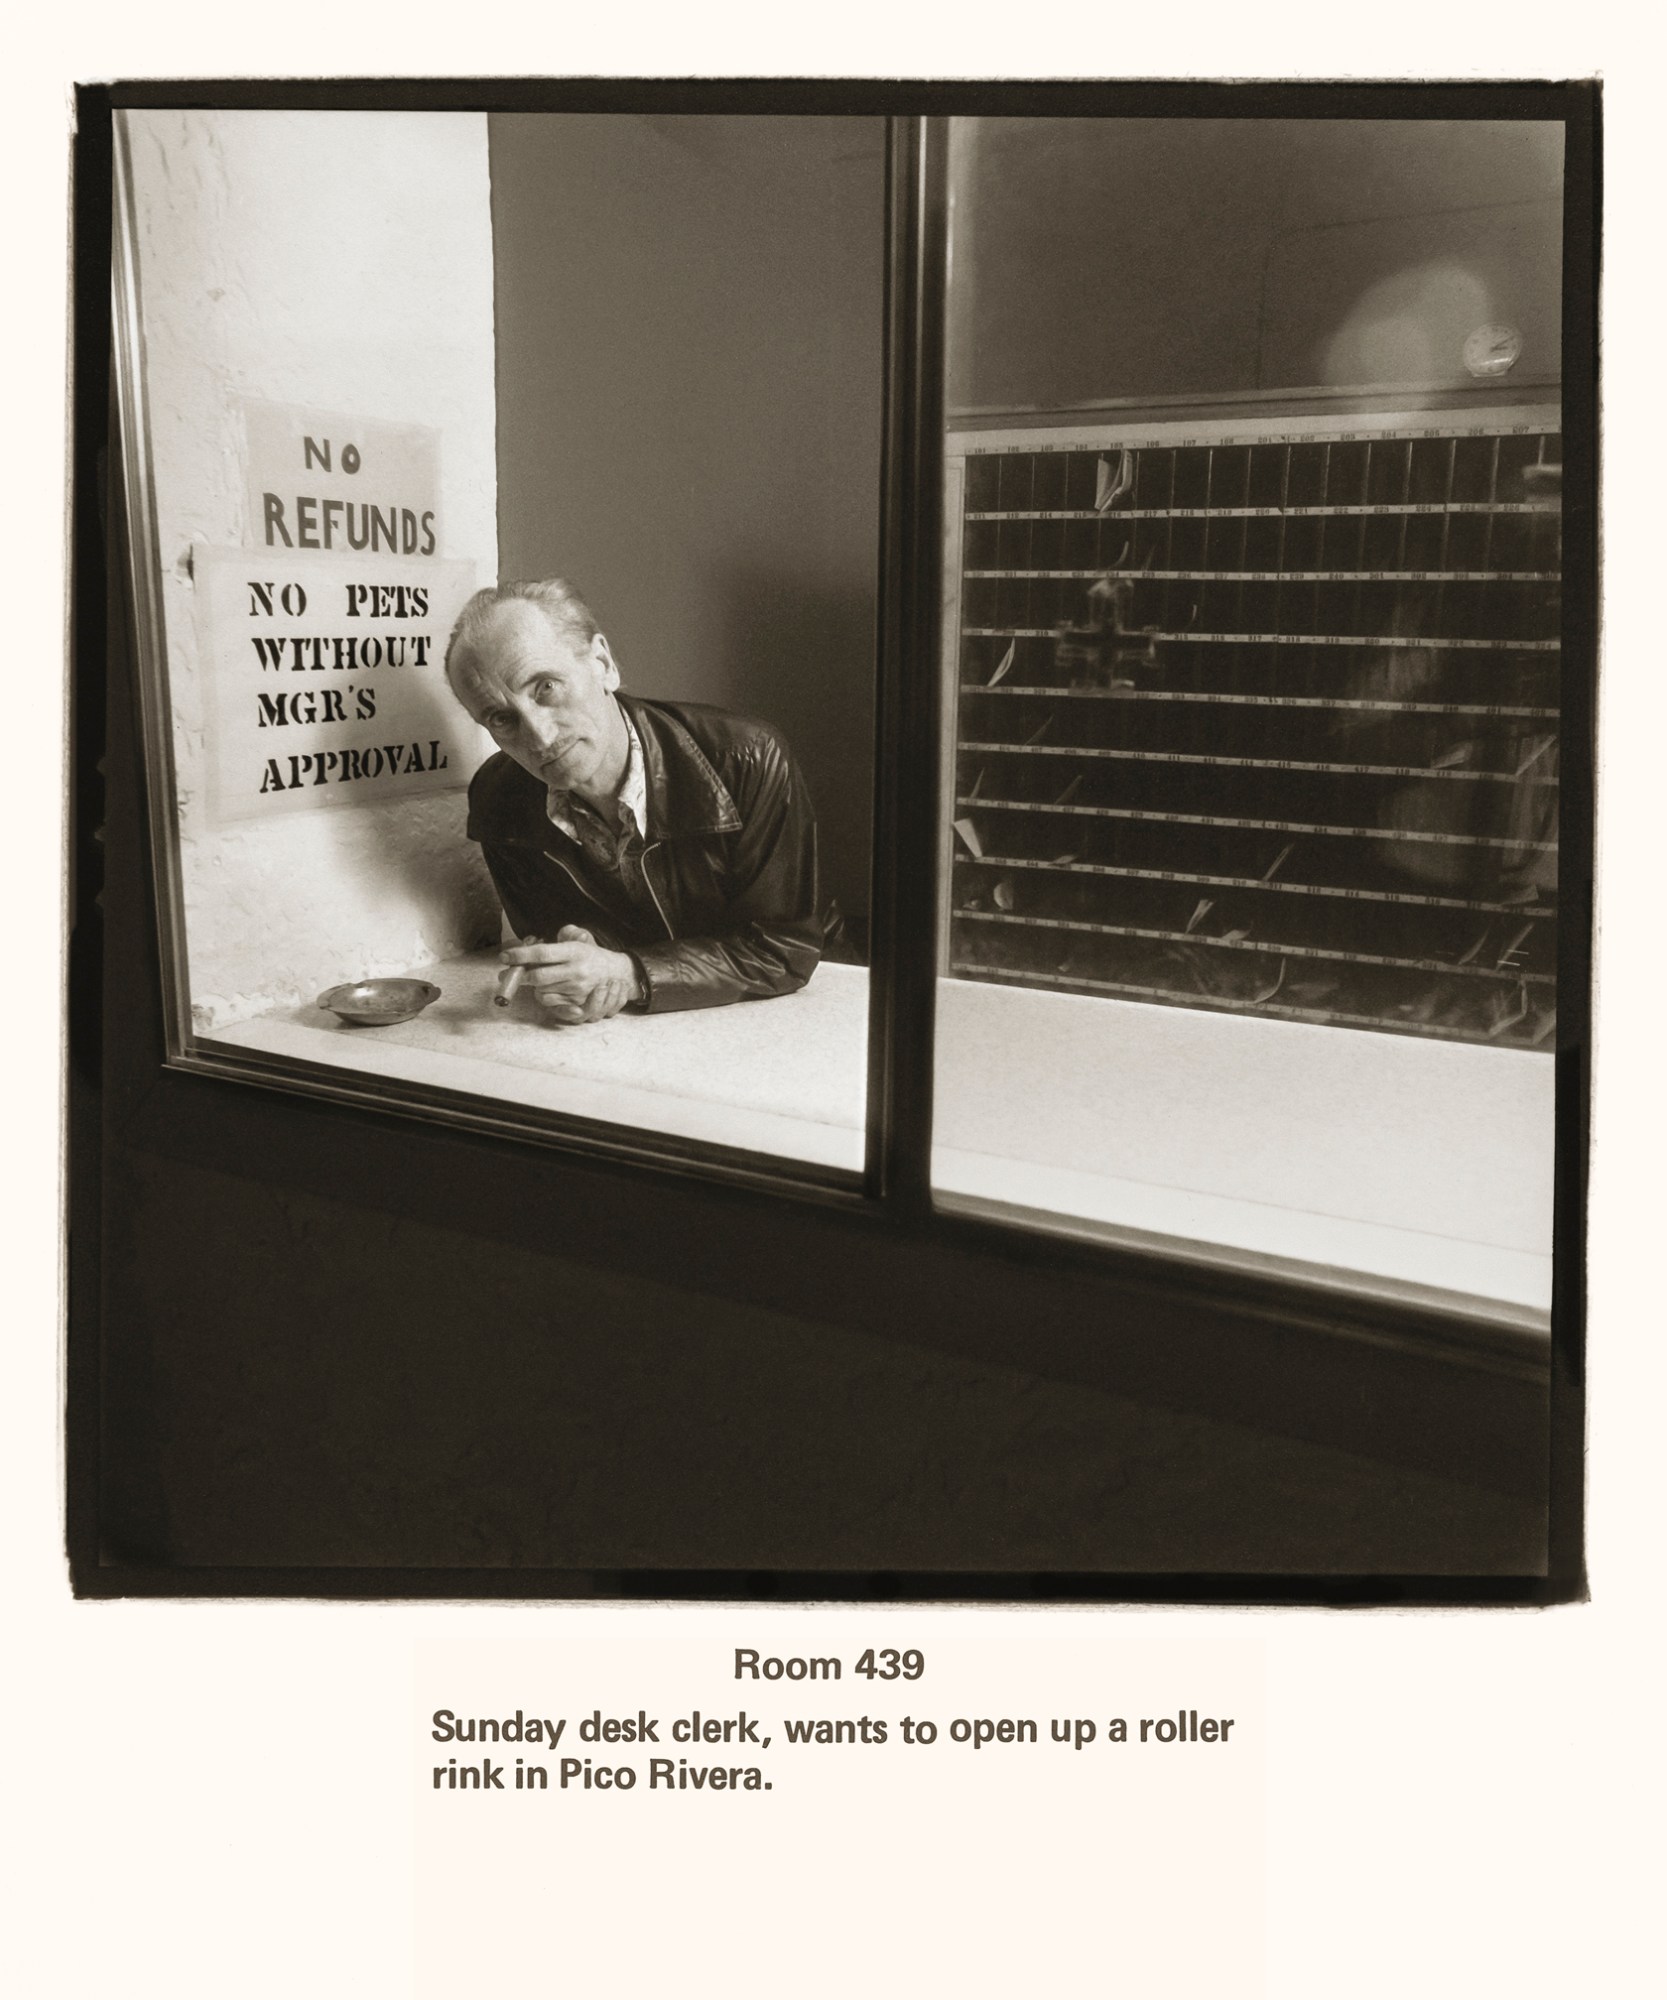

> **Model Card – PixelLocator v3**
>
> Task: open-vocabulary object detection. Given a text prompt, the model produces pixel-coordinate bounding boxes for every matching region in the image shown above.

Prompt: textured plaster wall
[126,110,501,1028]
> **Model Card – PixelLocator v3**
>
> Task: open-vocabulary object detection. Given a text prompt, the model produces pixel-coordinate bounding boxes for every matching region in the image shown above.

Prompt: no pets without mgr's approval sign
[188,400,484,823]
[189,402,487,824]
[195,546,482,823]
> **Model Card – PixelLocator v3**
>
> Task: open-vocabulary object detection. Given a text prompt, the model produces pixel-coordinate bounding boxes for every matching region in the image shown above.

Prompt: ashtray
[316,978,441,1027]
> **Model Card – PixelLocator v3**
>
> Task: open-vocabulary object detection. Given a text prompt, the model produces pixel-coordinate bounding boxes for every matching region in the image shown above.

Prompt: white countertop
[213,951,871,1171]
[933,979,1554,1323]
[211,956,1553,1322]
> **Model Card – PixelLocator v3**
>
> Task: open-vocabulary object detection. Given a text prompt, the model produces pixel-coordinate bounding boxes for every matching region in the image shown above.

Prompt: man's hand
[502,926,642,1024]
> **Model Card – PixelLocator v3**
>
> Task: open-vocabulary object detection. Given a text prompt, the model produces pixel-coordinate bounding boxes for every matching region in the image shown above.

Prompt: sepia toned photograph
[73,83,1595,1593]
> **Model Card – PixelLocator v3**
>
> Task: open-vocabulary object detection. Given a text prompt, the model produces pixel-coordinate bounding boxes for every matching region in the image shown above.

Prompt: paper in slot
[1495,921,1535,969]
[1095,449,1135,513]
[1513,734,1556,777]
[1484,980,1530,1039]
[1251,959,1288,1006]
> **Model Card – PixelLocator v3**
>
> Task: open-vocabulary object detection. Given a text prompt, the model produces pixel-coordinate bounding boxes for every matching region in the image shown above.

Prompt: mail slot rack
[944,408,1561,1048]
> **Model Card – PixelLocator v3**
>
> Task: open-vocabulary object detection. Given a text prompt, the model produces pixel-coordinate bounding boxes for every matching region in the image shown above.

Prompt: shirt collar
[544,705,648,843]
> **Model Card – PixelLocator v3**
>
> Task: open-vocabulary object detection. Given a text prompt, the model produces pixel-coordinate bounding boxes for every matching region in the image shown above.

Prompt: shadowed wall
[488,114,886,942]
[948,119,1563,412]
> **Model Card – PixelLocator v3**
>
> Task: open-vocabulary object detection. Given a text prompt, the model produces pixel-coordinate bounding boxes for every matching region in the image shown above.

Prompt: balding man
[445,579,836,1022]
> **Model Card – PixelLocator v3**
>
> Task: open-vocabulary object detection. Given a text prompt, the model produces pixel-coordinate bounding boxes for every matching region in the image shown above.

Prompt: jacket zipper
[641,842,675,940]
[543,841,674,948]
[539,847,616,930]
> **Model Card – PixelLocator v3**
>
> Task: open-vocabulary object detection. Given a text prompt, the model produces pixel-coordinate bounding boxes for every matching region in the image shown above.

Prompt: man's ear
[592,633,621,692]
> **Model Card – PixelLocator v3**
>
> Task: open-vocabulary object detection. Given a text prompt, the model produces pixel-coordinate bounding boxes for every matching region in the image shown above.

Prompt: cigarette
[494,933,544,1009]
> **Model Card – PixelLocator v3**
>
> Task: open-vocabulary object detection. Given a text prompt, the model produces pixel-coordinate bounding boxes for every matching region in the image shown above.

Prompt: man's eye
[486,711,514,732]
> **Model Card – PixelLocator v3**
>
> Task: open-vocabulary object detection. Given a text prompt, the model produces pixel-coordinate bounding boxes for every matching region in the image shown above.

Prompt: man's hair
[444,578,602,684]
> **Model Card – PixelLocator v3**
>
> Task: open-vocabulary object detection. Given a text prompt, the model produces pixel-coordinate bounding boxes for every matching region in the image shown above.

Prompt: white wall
[125,110,500,1028]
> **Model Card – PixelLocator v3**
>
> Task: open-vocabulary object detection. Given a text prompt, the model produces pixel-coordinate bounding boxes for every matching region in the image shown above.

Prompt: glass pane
[933,116,1566,1321]
[117,109,883,1173]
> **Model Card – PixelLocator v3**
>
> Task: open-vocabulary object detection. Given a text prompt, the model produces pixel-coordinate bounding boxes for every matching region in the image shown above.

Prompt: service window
[930,116,1565,1326]
[114,108,884,1179]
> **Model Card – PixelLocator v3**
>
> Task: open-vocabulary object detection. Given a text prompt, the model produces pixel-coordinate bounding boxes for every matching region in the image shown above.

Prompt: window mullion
[865,116,949,1213]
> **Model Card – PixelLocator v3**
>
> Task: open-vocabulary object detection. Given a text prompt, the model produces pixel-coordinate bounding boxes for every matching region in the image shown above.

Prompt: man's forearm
[631,919,824,1012]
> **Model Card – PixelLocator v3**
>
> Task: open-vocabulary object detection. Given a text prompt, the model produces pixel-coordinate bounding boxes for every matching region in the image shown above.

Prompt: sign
[239,398,444,558]
[194,546,483,823]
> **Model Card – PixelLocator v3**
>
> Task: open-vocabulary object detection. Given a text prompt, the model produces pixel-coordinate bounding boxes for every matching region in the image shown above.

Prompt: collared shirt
[541,707,661,938]
[544,707,649,848]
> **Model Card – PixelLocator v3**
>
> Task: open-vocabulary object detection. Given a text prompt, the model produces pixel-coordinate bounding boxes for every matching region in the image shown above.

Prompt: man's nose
[519,704,561,752]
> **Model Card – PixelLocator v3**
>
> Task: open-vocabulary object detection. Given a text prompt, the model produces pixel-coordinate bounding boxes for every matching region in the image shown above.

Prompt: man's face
[450,601,624,795]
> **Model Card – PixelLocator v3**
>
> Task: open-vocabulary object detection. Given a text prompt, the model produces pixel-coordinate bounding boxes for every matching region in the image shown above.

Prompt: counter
[213,951,871,1171]
[211,956,1553,1322]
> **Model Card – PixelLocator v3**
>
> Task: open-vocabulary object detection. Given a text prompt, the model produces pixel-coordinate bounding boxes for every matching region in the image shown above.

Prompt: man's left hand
[502,926,642,1024]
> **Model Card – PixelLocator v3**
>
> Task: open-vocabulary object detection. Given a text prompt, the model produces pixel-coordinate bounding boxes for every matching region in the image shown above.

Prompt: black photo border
[68,76,1599,1605]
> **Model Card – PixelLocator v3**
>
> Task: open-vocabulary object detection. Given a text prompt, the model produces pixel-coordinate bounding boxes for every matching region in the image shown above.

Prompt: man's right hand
[501,926,643,1024]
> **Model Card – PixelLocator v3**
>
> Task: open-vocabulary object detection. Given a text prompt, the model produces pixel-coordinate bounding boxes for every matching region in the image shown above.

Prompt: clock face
[1463,323,1524,378]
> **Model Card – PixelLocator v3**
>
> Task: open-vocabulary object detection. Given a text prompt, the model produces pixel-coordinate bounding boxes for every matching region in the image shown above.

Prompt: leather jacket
[465,694,835,1011]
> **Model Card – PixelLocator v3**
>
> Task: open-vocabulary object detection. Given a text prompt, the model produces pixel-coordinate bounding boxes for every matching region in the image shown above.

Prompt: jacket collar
[619,694,742,839]
[543,706,649,844]
[481,694,742,849]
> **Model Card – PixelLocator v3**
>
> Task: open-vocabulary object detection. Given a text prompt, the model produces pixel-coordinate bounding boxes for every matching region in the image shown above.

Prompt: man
[445,578,835,1021]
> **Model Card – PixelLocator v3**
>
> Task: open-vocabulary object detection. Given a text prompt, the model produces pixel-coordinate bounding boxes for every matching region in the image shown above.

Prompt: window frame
[100,86,1594,1371]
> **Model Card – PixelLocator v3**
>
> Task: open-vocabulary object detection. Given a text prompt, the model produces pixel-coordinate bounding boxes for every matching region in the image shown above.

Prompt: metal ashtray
[316,978,441,1027]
